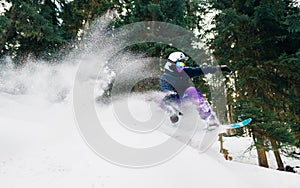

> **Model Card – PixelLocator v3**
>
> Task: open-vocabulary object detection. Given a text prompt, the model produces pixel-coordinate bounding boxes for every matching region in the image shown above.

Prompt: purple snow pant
[182,87,212,119]
[162,86,212,120]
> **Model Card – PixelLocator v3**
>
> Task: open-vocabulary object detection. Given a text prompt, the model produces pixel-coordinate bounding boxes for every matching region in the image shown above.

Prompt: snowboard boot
[170,112,183,124]
[170,114,179,124]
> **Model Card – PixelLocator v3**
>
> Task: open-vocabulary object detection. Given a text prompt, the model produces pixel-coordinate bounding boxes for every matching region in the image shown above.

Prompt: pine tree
[206,0,300,168]
[0,0,68,62]
[60,0,115,41]
[112,0,202,57]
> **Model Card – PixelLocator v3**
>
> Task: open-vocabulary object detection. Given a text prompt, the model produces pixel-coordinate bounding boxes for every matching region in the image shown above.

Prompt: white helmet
[168,52,189,62]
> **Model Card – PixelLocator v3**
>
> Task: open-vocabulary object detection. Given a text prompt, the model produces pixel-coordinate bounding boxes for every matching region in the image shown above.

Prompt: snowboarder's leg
[160,93,182,123]
[182,87,220,129]
[182,87,211,119]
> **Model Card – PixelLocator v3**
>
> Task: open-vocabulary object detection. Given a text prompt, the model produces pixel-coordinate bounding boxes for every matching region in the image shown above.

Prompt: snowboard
[160,102,253,152]
[212,117,252,132]
[199,118,252,152]
[225,118,252,129]
[163,101,252,130]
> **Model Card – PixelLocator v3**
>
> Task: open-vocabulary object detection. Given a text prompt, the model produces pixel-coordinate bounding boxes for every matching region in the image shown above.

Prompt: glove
[220,65,232,74]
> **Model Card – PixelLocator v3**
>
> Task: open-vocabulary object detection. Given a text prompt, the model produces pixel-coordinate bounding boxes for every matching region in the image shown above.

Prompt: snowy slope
[0,92,300,188]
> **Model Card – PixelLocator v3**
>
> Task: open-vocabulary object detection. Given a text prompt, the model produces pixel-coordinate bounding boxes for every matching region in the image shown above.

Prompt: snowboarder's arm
[184,65,232,78]
[183,66,218,78]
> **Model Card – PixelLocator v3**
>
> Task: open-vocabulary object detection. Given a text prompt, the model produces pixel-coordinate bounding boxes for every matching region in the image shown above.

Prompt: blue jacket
[160,61,218,97]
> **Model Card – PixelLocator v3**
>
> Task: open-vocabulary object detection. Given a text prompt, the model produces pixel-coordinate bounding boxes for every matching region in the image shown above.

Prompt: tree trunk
[256,146,269,168]
[270,138,284,171]
[253,132,269,168]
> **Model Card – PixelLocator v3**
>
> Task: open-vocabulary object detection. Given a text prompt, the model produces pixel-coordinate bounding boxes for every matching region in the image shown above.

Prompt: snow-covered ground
[0,89,299,188]
[222,136,300,173]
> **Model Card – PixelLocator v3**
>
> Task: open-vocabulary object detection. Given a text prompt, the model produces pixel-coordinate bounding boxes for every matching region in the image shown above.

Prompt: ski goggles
[176,61,186,68]
[176,57,188,68]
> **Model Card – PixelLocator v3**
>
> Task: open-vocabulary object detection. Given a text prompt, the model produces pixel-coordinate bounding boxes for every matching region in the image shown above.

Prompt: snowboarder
[160,51,232,128]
